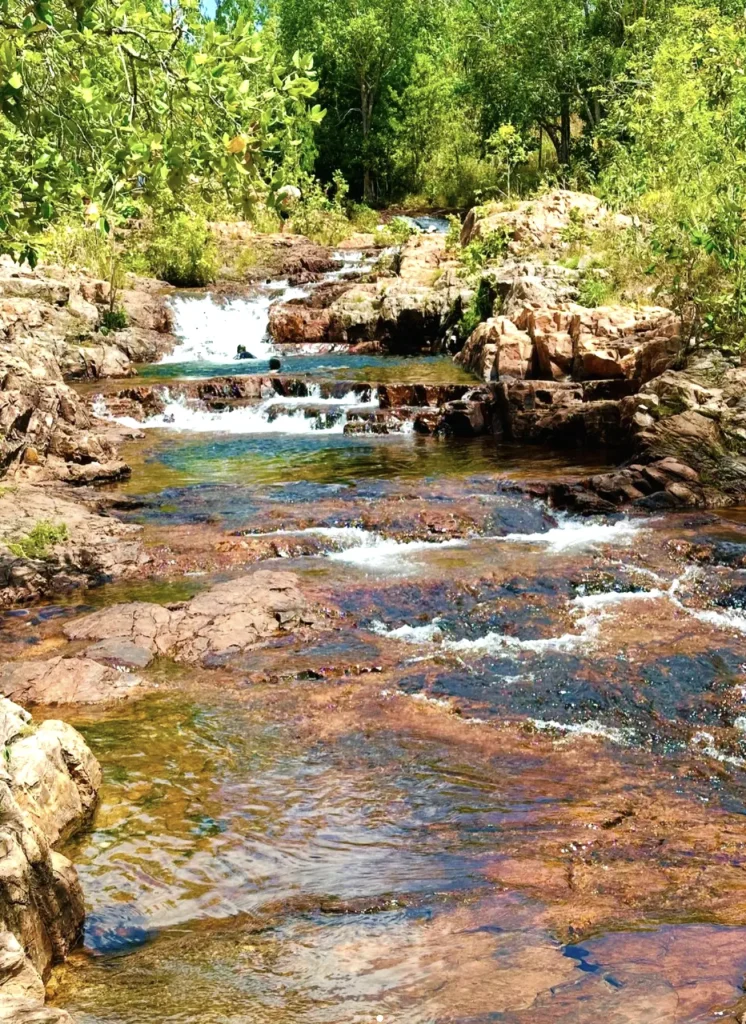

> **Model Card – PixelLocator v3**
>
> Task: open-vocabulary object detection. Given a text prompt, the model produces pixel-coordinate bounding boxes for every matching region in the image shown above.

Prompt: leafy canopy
[0,0,323,262]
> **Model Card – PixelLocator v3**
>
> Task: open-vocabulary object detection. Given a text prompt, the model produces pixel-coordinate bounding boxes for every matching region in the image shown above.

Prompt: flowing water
[33,261,746,1021]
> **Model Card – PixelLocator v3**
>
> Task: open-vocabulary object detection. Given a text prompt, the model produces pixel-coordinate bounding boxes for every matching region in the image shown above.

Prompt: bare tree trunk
[560,94,571,166]
[361,81,375,201]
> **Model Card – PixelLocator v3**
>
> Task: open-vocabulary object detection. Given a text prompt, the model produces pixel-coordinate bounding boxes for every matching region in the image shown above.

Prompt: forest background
[2,0,746,346]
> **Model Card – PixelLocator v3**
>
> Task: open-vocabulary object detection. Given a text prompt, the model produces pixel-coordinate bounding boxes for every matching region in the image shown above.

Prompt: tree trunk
[361,81,375,201]
[559,94,571,165]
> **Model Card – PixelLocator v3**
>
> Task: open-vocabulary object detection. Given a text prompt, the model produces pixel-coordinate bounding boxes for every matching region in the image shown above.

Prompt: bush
[143,215,219,288]
[577,273,612,308]
[290,172,353,246]
[459,278,495,337]
[445,215,462,252]
[101,309,128,331]
[460,228,510,274]
[43,220,117,279]
[349,203,379,233]
[373,217,416,247]
[7,521,69,560]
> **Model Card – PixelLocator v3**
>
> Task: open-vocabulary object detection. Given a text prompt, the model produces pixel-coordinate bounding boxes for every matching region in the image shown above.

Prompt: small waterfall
[162,250,373,367]
[163,281,308,365]
[96,388,380,435]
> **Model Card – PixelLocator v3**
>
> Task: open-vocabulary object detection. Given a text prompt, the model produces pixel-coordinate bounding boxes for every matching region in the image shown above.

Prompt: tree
[268,0,443,199]
[0,0,322,262]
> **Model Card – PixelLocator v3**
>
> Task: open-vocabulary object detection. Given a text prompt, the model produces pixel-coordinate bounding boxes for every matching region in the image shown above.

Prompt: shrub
[144,214,219,288]
[460,228,510,274]
[101,309,128,331]
[459,278,495,338]
[290,172,352,246]
[373,217,416,247]
[445,215,462,252]
[349,203,379,233]
[577,273,612,308]
[6,521,69,559]
[43,219,116,279]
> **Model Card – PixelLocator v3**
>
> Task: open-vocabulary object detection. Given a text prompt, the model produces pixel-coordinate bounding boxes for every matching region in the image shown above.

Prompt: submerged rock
[0,696,100,1017]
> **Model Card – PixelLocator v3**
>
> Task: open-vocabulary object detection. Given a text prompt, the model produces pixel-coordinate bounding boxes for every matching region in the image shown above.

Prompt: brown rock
[0,697,100,1013]
[64,570,318,666]
[0,656,141,706]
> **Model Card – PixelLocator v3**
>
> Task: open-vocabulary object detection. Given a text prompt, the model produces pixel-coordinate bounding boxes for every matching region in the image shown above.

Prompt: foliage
[43,220,116,278]
[459,278,495,338]
[601,4,746,350]
[142,214,219,287]
[0,0,323,263]
[445,215,461,252]
[289,171,352,245]
[349,203,379,232]
[487,124,529,198]
[6,521,69,559]
[460,228,511,275]
[577,272,612,308]
[373,217,415,247]
[101,309,128,331]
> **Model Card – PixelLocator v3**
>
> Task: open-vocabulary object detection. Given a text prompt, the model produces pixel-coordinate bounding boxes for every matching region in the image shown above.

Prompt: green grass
[6,521,69,559]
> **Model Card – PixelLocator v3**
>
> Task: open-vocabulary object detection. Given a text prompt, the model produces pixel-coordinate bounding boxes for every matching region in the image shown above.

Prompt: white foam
[691,730,746,768]
[528,718,634,745]
[95,390,378,436]
[370,619,444,643]
[503,517,643,552]
[164,282,308,365]
[684,607,746,635]
[327,534,465,569]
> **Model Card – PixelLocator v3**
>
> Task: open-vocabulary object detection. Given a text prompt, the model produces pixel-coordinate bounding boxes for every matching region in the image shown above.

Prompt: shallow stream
[30,254,746,1021]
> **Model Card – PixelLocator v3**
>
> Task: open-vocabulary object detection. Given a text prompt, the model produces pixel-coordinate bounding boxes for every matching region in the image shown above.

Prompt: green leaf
[7,72,22,90]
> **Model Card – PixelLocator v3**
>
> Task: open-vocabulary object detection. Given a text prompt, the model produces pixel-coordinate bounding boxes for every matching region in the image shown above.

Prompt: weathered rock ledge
[0,258,175,484]
[0,696,100,1022]
[0,485,148,608]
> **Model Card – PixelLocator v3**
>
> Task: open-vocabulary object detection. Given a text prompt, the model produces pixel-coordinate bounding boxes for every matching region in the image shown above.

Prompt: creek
[22,249,746,1022]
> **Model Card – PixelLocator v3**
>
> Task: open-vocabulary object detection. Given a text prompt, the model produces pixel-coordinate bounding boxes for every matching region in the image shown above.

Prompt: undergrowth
[6,521,69,559]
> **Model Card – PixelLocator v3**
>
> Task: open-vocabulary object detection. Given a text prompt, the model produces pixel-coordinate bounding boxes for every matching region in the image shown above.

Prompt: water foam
[327,534,466,569]
[528,718,634,745]
[96,389,379,436]
[502,517,643,552]
[164,281,308,365]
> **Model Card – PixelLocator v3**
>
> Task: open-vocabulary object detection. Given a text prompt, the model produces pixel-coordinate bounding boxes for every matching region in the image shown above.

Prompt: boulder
[455,317,533,381]
[461,190,630,250]
[64,570,318,666]
[0,485,147,607]
[0,696,100,1015]
[0,656,141,705]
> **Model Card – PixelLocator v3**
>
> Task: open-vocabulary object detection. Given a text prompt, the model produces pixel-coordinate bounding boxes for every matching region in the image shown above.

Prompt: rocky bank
[0,697,100,1022]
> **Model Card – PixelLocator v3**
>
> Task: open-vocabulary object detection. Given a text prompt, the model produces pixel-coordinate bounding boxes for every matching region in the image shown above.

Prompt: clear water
[37,236,746,1024]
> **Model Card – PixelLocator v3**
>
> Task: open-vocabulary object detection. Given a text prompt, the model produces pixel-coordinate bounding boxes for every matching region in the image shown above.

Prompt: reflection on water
[117,433,618,493]
[138,352,479,386]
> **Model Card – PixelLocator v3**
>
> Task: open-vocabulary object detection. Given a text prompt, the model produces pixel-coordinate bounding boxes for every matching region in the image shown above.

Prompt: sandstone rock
[461,190,620,250]
[83,639,153,670]
[455,317,533,381]
[0,656,141,706]
[64,570,317,666]
[0,998,74,1022]
[496,379,622,446]
[0,696,100,1015]
[0,485,147,607]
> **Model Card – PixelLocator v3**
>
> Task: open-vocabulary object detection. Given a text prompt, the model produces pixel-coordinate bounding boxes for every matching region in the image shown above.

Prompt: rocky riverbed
[6,198,746,1022]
